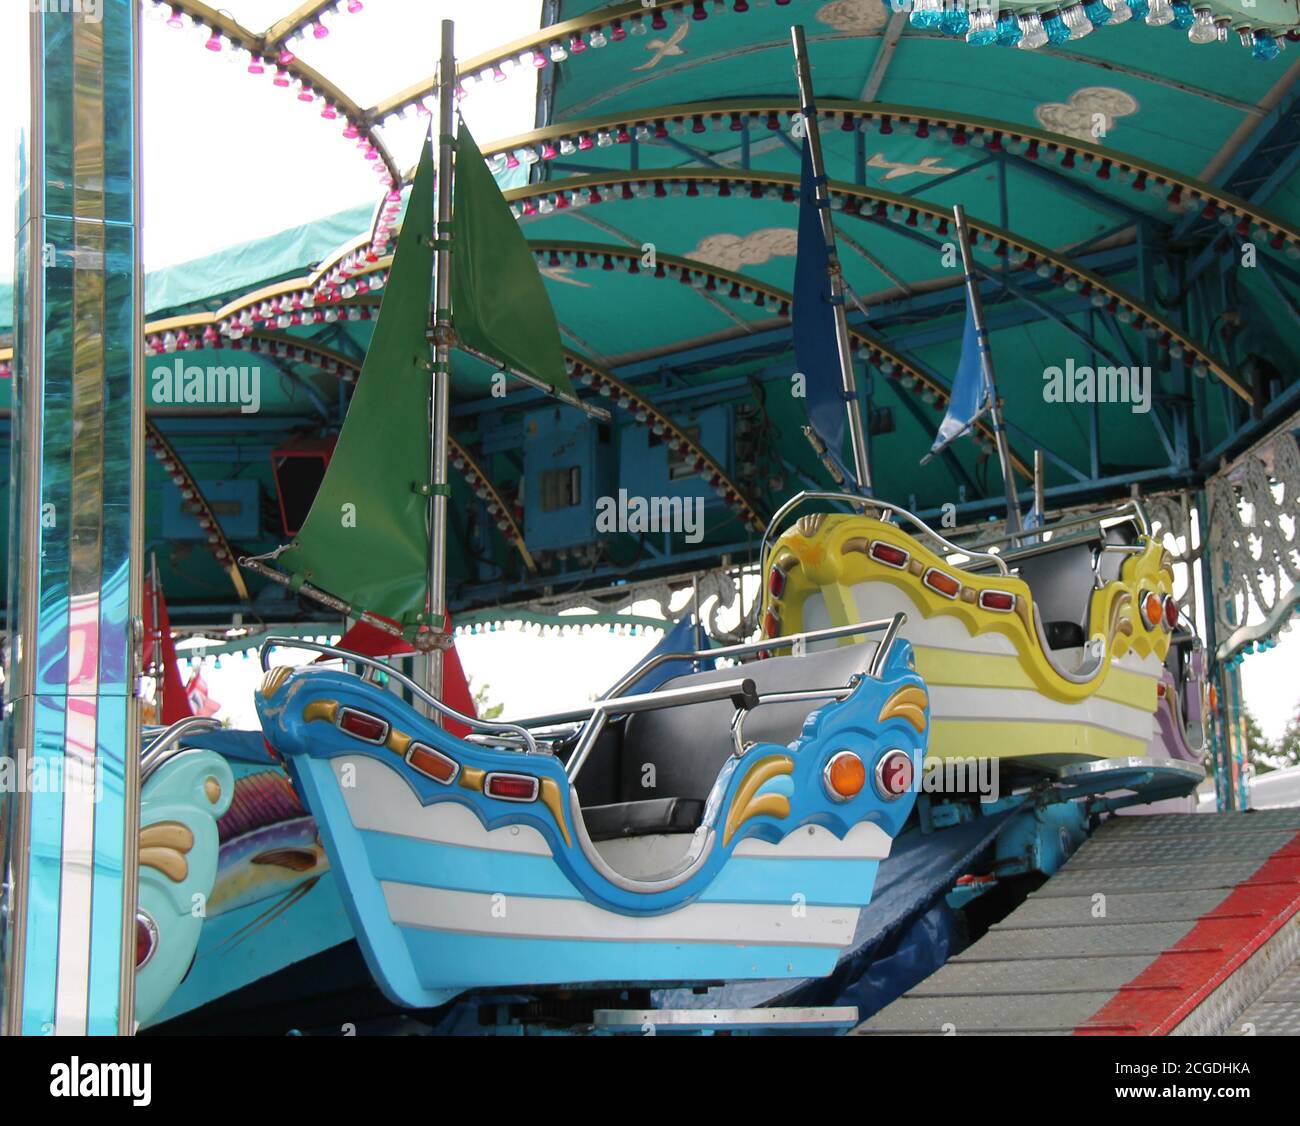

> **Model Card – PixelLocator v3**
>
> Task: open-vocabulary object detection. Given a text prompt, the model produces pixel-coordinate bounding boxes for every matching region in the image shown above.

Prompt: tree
[1273,705,1300,769]
[471,678,504,721]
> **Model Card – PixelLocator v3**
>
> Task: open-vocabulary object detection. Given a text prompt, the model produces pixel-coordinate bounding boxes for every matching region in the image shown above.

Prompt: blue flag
[605,615,714,698]
[1023,494,1043,532]
[928,293,991,458]
[793,138,855,488]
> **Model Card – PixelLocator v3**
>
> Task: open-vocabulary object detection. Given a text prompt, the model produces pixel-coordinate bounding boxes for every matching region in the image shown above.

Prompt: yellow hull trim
[764,513,1175,707]
[914,646,1156,713]
[928,718,1149,763]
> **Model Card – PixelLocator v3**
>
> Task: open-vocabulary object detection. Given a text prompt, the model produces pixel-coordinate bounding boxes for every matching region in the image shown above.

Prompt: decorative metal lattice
[1205,430,1300,655]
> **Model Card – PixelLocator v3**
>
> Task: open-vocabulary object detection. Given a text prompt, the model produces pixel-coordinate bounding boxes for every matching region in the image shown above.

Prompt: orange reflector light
[484,772,539,803]
[406,743,459,785]
[763,608,780,639]
[1163,594,1179,630]
[923,568,961,599]
[978,590,1016,612]
[338,707,389,744]
[875,750,914,800]
[824,751,865,801]
[1141,590,1163,630]
[869,541,909,569]
[768,565,786,599]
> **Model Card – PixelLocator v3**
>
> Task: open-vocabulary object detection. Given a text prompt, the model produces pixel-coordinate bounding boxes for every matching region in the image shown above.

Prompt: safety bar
[258,637,541,755]
[604,615,904,705]
[140,716,223,783]
[566,677,758,784]
[750,491,1007,631]
[959,498,1150,556]
[730,686,855,758]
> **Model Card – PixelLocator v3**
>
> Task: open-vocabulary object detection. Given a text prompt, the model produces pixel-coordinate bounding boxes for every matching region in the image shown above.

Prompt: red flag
[330,615,477,738]
[142,578,193,725]
[184,667,221,717]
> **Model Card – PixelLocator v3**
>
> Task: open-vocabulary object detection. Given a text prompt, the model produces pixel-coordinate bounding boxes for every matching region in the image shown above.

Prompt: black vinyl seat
[572,641,878,842]
[581,797,705,842]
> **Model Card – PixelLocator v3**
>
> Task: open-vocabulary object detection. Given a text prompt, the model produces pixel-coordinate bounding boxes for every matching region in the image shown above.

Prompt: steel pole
[427,19,456,722]
[953,203,1021,537]
[790,24,871,493]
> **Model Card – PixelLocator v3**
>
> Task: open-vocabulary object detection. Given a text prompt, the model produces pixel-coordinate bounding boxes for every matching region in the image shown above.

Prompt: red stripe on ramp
[1075,828,1300,1035]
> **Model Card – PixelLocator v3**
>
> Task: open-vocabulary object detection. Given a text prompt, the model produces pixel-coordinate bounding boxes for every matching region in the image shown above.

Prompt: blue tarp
[651,809,1016,1020]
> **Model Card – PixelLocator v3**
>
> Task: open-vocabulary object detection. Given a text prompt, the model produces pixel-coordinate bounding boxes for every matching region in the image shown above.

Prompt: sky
[2,2,1296,746]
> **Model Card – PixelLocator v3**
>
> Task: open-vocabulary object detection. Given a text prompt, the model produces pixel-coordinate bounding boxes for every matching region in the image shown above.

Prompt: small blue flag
[605,615,714,698]
[928,292,991,458]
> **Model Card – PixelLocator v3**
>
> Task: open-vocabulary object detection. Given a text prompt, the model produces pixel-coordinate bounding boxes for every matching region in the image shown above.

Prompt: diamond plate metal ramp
[854,810,1300,1036]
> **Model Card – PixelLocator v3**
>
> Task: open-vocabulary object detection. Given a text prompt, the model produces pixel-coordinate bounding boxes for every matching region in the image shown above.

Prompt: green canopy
[277,136,436,626]
[451,123,575,400]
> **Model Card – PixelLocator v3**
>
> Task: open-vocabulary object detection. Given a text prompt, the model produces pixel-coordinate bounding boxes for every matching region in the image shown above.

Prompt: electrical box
[618,403,733,509]
[521,408,612,551]
[163,478,261,541]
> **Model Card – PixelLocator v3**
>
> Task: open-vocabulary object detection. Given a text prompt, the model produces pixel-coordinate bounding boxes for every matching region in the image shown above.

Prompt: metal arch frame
[527,238,1034,481]
[156,0,401,186]
[480,97,1300,257]
[144,419,250,601]
[561,350,766,530]
[447,436,536,574]
[373,0,707,124]
[137,328,539,575]
[506,168,1254,403]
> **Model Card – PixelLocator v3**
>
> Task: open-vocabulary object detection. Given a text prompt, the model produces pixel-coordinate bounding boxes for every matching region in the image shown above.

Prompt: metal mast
[426,19,456,720]
[790,24,872,493]
[952,203,1021,536]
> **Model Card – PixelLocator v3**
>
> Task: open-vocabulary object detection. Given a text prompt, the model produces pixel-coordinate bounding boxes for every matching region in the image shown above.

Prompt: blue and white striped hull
[294,754,891,1007]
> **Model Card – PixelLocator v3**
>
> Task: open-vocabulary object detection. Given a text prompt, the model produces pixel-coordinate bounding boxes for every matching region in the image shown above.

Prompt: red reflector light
[338,707,389,744]
[869,541,909,569]
[922,568,961,599]
[1163,594,1179,630]
[875,750,914,800]
[484,773,539,802]
[763,608,780,639]
[135,913,157,969]
[768,565,786,599]
[406,743,459,785]
[1156,682,1167,699]
[978,589,1016,612]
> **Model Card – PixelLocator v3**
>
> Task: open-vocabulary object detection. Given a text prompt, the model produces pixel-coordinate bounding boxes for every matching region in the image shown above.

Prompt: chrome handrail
[258,637,541,755]
[566,678,758,784]
[597,616,904,706]
[749,491,1008,630]
[140,716,223,783]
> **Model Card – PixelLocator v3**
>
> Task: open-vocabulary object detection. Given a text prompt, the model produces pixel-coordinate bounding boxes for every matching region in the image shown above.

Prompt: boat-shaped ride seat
[1009,522,1139,651]
[568,641,879,844]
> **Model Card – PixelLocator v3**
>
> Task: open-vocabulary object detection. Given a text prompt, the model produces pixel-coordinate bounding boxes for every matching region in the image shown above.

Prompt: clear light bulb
[1187,6,1216,42]
[1103,0,1132,24]
[1017,10,1050,47]
[1146,0,1175,26]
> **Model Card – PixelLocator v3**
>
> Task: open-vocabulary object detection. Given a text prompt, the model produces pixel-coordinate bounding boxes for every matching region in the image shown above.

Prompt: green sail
[277,135,436,625]
[451,123,575,399]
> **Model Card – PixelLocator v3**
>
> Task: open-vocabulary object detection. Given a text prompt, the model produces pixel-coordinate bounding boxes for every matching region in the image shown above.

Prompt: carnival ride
[7,0,1299,1039]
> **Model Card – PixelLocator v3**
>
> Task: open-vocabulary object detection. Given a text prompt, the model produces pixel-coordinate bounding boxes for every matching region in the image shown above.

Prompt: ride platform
[855,809,1300,1035]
